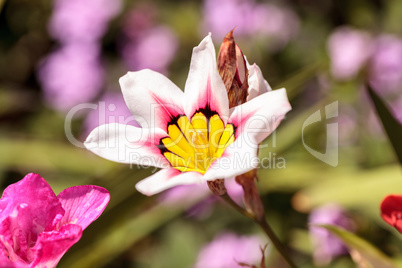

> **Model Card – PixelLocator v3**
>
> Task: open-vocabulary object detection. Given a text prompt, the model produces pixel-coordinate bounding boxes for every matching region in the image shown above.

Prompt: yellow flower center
[159,111,235,174]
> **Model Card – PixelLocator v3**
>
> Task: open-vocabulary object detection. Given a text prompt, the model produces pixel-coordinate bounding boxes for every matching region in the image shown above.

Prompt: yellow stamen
[160,113,235,174]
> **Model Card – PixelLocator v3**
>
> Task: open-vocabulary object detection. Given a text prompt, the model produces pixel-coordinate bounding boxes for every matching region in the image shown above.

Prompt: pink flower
[309,204,355,266]
[202,0,299,49]
[85,34,291,196]
[159,178,244,218]
[194,232,265,268]
[369,35,402,95]
[0,173,110,267]
[37,43,104,112]
[49,0,122,43]
[120,26,178,74]
[327,27,373,81]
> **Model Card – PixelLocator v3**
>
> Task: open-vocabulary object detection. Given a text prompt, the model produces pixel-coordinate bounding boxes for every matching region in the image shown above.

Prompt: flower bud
[207,179,227,196]
[217,30,249,108]
[235,169,265,221]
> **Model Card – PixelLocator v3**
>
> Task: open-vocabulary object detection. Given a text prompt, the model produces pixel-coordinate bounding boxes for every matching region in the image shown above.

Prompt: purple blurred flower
[121,4,156,40]
[82,92,140,138]
[160,179,244,218]
[249,4,300,49]
[327,27,373,81]
[120,26,178,73]
[203,0,254,38]
[390,97,402,124]
[309,204,355,266]
[338,106,358,146]
[160,184,210,206]
[369,35,402,96]
[194,232,265,268]
[203,0,299,48]
[49,0,122,43]
[38,43,104,112]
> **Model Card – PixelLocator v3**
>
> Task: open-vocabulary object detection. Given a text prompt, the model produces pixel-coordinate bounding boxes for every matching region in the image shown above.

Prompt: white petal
[229,88,291,144]
[184,34,229,121]
[84,123,169,168]
[135,168,205,196]
[245,57,272,101]
[119,70,185,132]
[204,134,259,181]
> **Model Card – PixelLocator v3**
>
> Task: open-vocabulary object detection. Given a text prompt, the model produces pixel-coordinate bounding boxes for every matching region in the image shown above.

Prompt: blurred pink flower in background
[327,27,373,81]
[309,203,355,266]
[82,91,140,138]
[160,179,244,218]
[121,5,156,40]
[120,26,178,73]
[249,4,300,49]
[49,0,122,43]
[203,0,254,38]
[337,105,358,146]
[368,35,402,125]
[38,44,104,112]
[194,232,265,268]
[390,97,402,124]
[38,0,122,113]
[203,0,299,49]
[0,173,109,267]
[119,6,178,74]
[369,35,402,96]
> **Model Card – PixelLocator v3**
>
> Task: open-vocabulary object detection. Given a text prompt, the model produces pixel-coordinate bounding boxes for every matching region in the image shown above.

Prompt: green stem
[220,194,298,268]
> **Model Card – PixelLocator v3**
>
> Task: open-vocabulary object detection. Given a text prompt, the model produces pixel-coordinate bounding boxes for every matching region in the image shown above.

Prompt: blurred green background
[0,0,401,267]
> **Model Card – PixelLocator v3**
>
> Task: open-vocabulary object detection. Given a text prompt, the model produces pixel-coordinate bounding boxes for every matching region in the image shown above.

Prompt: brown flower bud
[235,169,265,221]
[207,179,227,196]
[217,30,249,108]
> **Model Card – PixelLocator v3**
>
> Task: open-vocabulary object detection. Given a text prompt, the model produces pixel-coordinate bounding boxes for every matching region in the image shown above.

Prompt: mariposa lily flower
[0,173,110,267]
[85,34,291,196]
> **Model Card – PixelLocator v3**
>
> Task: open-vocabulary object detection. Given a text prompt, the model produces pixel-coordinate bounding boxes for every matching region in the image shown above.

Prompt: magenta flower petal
[57,185,110,230]
[0,174,110,267]
[0,173,64,235]
[30,224,82,268]
[0,246,25,268]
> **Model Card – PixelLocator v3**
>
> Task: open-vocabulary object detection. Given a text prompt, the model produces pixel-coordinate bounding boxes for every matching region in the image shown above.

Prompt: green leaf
[274,61,324,100]
[317,224,398,268]
[367,85,402,165]
[0,138,118,175]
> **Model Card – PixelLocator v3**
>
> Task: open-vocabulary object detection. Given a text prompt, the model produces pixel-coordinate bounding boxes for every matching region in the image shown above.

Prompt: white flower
[85,34,291,196]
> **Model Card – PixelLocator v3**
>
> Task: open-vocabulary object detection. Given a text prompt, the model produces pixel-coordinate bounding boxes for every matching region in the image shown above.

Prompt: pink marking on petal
[189,76,222,118]
[149,90,184,132]
[228,109,255,139]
